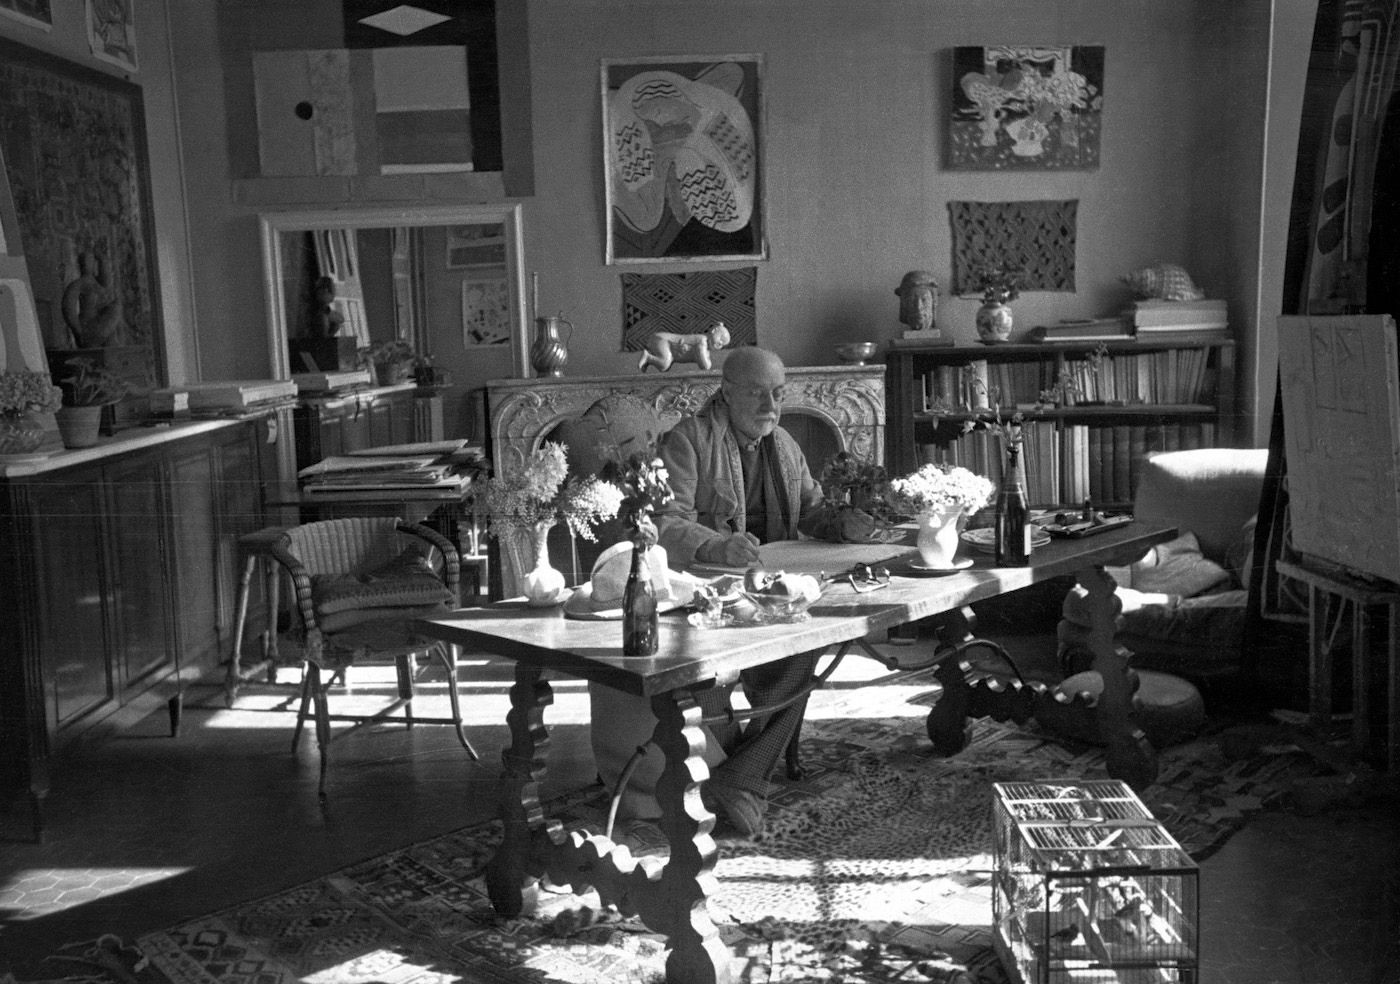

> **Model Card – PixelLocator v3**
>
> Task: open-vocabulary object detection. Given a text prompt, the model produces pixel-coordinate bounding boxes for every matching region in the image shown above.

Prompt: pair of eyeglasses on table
[820,563,891,593]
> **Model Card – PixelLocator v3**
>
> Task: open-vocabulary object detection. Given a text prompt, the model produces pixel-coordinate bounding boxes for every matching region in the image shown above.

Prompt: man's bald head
[720,346,786,444]
[722,345,784,385]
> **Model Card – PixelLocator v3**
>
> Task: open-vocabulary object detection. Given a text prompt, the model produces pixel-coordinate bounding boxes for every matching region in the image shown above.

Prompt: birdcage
[991,780,1199,984]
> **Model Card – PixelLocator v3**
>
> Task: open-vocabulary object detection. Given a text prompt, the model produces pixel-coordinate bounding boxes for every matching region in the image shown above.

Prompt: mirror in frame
[258,203,528,382]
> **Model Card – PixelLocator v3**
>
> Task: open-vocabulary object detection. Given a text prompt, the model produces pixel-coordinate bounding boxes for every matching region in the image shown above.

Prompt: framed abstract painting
[948,45,1104,170]
[601,54,766,264]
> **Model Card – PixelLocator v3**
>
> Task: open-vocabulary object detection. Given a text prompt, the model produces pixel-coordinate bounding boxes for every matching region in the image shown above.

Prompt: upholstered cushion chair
[1047,448,1270,747]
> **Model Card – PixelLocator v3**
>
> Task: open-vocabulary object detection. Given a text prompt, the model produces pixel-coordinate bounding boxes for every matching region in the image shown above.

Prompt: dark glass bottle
[622,541,659,656]
[995,444,1032,566]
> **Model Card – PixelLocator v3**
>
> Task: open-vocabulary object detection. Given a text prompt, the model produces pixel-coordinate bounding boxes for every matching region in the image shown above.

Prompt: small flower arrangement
[58,357,128,407]
[970,263,1023,305]
[886,463,994,518]
[478,442,624,541]
[600,451,674,548]
[0,369,62,418]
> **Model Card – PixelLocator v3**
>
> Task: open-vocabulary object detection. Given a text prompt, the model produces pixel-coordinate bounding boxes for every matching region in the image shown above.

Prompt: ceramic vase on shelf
[975,301,1014,344]
[0,414,46,454]
[915,507,963,569]
[522,520,569,606]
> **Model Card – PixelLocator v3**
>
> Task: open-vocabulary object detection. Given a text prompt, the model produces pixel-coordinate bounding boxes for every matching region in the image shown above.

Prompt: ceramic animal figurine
[637,321,731,372]
[1121,263,1205,301]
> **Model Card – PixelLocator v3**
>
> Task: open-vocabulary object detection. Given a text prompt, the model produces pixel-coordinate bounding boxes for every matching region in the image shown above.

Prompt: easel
[1276,559,1400,771]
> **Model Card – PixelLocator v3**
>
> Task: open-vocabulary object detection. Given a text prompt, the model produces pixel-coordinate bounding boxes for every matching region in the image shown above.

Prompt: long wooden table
[416,522,1175,984]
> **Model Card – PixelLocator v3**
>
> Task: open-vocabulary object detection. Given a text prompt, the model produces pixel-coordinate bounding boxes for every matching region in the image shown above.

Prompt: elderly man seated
[590,346,838,837]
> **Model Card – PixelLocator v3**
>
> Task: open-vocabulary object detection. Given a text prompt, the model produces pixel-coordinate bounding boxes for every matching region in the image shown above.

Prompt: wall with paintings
[523,0,1269,388]
[0,0,198,384]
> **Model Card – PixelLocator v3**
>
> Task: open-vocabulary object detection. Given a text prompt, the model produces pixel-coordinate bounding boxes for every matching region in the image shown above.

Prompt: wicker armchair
[267,517,478,794]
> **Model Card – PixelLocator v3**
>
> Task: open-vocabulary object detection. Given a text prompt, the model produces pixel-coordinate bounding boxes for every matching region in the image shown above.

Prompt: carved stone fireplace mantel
[485,365,884,480]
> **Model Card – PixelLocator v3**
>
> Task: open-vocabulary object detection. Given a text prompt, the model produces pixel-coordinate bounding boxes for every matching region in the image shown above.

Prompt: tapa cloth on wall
[621,269,757,351]
[949,199,1078,295]
[949,45,1104,170]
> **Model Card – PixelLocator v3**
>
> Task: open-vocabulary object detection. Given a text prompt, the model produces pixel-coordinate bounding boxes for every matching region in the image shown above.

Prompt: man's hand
[698,531,761,567]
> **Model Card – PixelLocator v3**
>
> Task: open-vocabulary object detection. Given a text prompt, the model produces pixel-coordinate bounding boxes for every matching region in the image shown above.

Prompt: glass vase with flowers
[478,442,624,606]
[0,368,62,454]
[600,452,675,655]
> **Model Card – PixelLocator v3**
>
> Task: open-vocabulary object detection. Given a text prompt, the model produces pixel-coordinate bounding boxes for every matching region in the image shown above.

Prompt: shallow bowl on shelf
[834,341,879,365]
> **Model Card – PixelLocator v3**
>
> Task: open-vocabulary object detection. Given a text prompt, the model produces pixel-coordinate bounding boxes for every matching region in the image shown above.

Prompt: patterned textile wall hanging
[620,268,757,351]
[948,199,1078,295]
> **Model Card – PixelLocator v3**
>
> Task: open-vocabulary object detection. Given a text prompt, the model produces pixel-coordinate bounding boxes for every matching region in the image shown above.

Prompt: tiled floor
[1,636,1397,983]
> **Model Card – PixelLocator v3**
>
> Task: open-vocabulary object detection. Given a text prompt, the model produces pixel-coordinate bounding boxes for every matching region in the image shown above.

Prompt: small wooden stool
[1277,559,1400,771]
[225,526,289,706]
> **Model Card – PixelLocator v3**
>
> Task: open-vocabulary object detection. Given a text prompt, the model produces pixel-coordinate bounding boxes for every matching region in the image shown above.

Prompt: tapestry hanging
[948,199,1078,295]
[621,268,757,351]
[949,45,1104,170]
[602,55,766,264]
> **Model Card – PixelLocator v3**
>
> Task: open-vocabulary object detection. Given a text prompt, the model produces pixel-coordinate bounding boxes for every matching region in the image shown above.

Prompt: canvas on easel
[1277,314,1400,585]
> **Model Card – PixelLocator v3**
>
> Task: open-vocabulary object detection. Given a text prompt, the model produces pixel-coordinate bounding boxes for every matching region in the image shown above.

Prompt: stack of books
[299,453,471,495]
[1028,316,1133,344]
[151,379,299,416]
[292,369,371,395]
[1126,299,1229,340]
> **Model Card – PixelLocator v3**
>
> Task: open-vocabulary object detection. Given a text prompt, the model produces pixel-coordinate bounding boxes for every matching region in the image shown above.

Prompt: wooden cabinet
[884,339,1237,510]
[0,418,273,838]
[292,383,416,471]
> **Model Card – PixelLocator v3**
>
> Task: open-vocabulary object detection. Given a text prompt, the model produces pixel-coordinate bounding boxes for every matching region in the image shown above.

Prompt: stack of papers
[299,454,470,494]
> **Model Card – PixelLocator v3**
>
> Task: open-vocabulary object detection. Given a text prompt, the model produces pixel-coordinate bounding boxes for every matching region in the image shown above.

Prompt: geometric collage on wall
[620,268,757,351]
[949,44,1104,170]
[948,199,1078,295]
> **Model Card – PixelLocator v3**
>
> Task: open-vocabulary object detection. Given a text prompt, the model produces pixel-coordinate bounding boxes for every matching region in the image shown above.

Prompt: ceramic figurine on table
[637,321,730,372]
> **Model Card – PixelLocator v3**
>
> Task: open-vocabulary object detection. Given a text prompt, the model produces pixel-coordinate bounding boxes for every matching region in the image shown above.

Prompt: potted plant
[54,356,127,448]
[969,263,1023,344]
[365,339,417,384]
[0,368,63,454]
[815,451,893,542]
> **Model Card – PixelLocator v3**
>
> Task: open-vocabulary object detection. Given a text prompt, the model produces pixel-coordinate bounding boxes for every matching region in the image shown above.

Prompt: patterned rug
[21,669,1326,984]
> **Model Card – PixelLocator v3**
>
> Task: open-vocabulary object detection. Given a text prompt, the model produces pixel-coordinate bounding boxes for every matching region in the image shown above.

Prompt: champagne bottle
[622,542,659,656]
[995,444,1032,566]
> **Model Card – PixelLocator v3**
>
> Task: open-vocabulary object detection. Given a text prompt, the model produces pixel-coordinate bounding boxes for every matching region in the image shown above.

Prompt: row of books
[918,418,1219,507]
[920,349,1218,411]
[149,370,379,418]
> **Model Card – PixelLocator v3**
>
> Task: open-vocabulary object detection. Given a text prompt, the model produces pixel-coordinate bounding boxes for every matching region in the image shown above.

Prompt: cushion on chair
[1116,589,1248,679]
[1036,668,1206,748]
[1127,531,1231,595]
[316,601,454,637]
[1133,449,1269,564]
[311,545,455,624]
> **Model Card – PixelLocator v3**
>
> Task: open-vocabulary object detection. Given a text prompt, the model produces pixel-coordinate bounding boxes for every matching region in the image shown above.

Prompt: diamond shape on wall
[358,5,451,36]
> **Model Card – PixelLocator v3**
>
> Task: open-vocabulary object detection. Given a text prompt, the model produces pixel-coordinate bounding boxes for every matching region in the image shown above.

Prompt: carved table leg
[1077,566,1158,789]
[485,663,552,918]
[647,689,733,984]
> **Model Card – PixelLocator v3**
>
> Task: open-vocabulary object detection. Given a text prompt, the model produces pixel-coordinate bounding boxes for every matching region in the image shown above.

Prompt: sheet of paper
[755,539,914,576]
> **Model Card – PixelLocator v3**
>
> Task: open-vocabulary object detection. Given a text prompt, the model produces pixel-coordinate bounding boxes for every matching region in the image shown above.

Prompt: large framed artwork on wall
[601,54,766,264]
[0,36,163,380]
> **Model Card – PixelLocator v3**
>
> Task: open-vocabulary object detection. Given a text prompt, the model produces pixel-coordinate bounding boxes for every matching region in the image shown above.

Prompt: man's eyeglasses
[820,563,890,593]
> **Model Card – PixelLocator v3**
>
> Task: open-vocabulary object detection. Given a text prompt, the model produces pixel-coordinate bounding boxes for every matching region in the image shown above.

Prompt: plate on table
[960,527,1051,554]
[904,557,974,574]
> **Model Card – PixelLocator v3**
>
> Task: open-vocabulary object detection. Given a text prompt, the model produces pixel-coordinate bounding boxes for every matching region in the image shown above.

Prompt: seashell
[1120,263,1205,301]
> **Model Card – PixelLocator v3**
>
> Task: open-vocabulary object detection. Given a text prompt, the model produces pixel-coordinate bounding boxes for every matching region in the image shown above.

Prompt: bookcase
[884,338,1236,510]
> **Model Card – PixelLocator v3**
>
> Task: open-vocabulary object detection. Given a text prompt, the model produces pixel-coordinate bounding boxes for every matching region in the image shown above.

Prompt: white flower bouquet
[479,442,624,540]
[886,463,994,518]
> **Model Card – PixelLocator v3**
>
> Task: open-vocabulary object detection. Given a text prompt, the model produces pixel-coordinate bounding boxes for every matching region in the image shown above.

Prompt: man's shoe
[701,782,765,838]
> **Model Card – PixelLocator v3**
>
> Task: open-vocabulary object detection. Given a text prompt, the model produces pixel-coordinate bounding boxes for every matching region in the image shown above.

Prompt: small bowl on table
[738,574,827,623]
[834,341,879,366]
